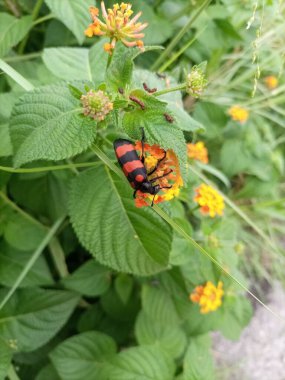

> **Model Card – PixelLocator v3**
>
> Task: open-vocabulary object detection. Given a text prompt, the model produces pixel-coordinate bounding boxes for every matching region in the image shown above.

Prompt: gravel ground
[213,282,285,380]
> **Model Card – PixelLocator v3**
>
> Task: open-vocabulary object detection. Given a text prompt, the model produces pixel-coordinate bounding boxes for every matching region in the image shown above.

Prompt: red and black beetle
[114,128,172,206]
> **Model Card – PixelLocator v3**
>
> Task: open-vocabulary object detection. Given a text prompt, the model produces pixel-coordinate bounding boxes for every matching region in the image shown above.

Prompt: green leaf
[114,274,134,304]
[36,364,61,380]
[0,288,79,352]
[44,0,94,44]
[183,335,214,380]
[168,103,204,133]
[62,260,111,297]
[196,162,231,188]
[43,41,108,84]
[69,165,172,275]
[0,124,12,157]
[0,337,12,380]
[0,242,53,288]
[10,84,97,167]
[108,345,175,380]
[122,90,187,179]
[135,311,187,359]
[50,331,117,380]
[220,139,252,177]
[0,13,32,57]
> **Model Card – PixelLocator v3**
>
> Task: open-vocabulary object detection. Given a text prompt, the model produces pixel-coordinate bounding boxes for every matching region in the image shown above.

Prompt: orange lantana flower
[187,141,208,164]
[85,2,148,54]
[228,105,249,124]
[264,75,278,90]
[190,281,224,314]
[134,142,183,207]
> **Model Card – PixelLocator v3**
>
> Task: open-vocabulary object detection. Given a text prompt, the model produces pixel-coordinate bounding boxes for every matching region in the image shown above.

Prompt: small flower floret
[264,75,278,90]
[190,281,224,314]
[81,90,113,121]
[187,141,208,164]
[228,105,249,124]
[85,2,148,54]
[194,183,224,217]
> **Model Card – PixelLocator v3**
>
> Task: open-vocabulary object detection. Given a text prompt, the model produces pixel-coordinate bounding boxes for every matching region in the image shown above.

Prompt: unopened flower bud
[81,90,113,121]
[186,63,207,98]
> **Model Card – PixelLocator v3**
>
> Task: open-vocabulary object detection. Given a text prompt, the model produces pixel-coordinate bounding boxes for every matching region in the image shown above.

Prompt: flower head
[190,281,224,314]
[194,183,224,217]
[228,105,249,124]
[81,90,113,121]
[85,2,148,54]
[186,64,207,98]
[134,142,183,207]
[187,141,208,164]
[264,75,278,90]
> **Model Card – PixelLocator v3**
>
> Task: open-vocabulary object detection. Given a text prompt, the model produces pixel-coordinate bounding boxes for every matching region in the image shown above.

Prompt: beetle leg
[151,194,156,207]
[148,150,167,176]
[140,127,145,164]
[133,190,138,199]
[150,169,173,183]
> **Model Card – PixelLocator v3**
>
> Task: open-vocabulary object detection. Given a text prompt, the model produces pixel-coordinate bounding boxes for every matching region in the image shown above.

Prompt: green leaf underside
[50,331,117,380]
[43,40,108,84]
[0,337,12,380]
[108,345,175,380]
[9,84,97,167]
[44,0,94,44]
[0,13,32,57]
[0,288,79,352]
[68,165,172,275]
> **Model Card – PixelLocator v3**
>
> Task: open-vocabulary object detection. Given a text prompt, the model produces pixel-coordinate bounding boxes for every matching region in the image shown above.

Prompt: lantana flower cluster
[85,2,147,54]
[228,105,249,124]
[187,141,208,164]
[134,141,183,207]
[190,281,224,314]
[264,75,278,90]
[194,183,225,217]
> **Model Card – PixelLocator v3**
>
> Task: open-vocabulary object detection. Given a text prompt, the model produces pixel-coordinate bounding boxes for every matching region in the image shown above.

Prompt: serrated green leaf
[68,165,172,275]
[0,242,53,288]
[43,41,108,84]
[135,311,187,359]
[62,260,111,297]
[0,124,12,157]
[183,335,214,380]
[0,337,12,380]
[10,84,97,167]
[122,90,187,179]
[167,103,204,133]
[108,345,175,380]
[50,331,117,380]
[0,288,79,352]
[44,0,94,44]
[0,13,32,57]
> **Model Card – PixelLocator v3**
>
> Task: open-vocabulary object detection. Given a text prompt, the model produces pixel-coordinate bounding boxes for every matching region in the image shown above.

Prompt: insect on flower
[84,2,148,54]
[114,128,180,207]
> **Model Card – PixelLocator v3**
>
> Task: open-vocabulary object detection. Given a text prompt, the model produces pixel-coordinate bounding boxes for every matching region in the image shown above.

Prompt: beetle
[113,128,172,206]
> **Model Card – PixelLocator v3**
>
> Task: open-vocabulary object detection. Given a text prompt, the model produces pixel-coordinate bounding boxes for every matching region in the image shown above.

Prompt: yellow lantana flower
[194,183,224,217]
[228,105,249,124]
[85,2,148,54]
[190,281,224,314]
[187,141,209,164]
[264,75,278,90]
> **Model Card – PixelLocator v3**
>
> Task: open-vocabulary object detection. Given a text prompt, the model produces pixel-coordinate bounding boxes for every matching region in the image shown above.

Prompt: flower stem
[7,366,21,380]
[4,52,42,63]
[0,59,34,91]
[153,84,186,97]
[0,161,100,174]
[151,0,211,71]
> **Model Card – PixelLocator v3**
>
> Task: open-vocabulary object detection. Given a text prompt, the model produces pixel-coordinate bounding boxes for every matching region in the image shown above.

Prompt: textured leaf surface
[43,41,108,84]
[44,0,93,44]
[50,331,117,380]
[0,337,12,380]
[10,84,97,167]
[36,364,61,380]
[69,165,172,275]
[62,260,111,297]
[108,345,175,380]
[0,13,32,57]
[0,242,53,287]
[0,288,79,352]
[183,335,214,380]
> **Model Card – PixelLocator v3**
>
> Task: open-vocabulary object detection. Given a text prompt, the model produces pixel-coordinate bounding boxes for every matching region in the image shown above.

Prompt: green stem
[4,52,42,63]
[18,0,44,54]
[0,59,34,91]
[158,26,207,73]
[170,2,194,22]
[33,13,54,26]
[0,217,64,311]
[0,161,100,174]
[151,0,211,71]
[153,84,186,97]
[49,238,69,278]
[92,146,282,320]
[7,366,21,380]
